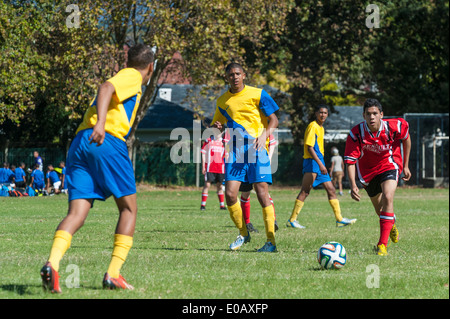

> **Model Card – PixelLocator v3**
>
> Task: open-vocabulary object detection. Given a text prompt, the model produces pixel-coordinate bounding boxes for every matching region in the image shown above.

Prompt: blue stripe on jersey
[90,95,97,107]
[123,94,138,122]
[123,94,138,140]
[314,135,324,159]
[218,107,252,140]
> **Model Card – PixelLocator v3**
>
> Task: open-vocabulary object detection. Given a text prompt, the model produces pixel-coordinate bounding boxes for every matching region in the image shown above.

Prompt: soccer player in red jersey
[200,131,227,210]
[344,98,411,256]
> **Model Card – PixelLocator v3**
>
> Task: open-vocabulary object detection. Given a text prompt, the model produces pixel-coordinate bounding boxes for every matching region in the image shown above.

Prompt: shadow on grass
[1,283,106,296]
[1,284,36,296]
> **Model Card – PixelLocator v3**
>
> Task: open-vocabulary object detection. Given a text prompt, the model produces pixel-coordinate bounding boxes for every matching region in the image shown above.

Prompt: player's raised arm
[211,121,223,131]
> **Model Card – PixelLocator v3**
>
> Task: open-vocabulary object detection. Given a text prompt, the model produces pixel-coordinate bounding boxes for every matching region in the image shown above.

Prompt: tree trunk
[126,58,166,160]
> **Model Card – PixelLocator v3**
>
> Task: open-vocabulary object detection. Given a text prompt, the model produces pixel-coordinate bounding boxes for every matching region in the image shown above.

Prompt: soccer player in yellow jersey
[287,105,357,228]
[212,63,279,252]
[40,44,154,293]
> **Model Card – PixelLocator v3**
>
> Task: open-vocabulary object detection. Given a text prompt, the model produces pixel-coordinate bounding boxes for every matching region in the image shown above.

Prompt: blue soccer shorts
[225,144,272,184]
[302,158,332,187]
[66,129,136,202]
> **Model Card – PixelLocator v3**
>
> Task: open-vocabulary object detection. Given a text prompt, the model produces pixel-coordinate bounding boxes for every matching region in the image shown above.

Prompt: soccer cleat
[102,273,135,290]
[390,223,399,244]
[229,233,251,250]
[375,244,388,256]
[40,262,62,293]
[200,205,206,211]
[286,219,306,229]
[257,241,277,253]
[246,222,259,233]
[220,206,227,210]
[336,217,357,227]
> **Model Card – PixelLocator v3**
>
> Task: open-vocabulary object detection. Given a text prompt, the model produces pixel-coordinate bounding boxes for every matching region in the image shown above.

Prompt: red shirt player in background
[200,131,227,211]
[344,98,411,256]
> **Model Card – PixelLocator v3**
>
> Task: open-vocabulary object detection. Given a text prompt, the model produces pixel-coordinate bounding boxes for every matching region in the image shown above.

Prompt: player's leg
[226,180,250,250]
[368,174,399,255]
[201,178,211,210]
[323,181,356,226]
[254,182,276,252]
[240,190,258,233]
[287,172,315,228]
[240,190,251,224]
[369,193,382,216]
[378,179,399,248]
[268,192,278,231]
[103,193,137,290]
[41,198,92,293]
[239,183,258,232]
[216,180,226,209]
[337,173,344,196]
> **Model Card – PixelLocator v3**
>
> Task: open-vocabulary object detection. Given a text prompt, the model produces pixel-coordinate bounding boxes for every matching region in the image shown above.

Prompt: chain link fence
[2,113,448,187]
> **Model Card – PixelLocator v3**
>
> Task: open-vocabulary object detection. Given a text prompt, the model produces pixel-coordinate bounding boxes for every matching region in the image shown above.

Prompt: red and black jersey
[344,118,409,186]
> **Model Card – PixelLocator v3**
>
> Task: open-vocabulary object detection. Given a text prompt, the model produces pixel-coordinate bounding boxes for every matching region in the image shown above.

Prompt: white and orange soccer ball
[317,241,347,270]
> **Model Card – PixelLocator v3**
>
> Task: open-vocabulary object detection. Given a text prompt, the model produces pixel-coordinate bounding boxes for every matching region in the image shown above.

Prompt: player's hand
[89,123,105,146]
[212,121,223,130]
[402,167,411,181]
[253,131,267,151]
[319,164,328,175]
[350,186,360,201]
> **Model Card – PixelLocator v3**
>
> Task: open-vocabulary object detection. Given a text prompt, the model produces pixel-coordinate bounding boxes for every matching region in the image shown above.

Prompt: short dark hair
[363,98,383,113]
[127,44,154,69]
[225,62,244,74]
[315,104,329,113]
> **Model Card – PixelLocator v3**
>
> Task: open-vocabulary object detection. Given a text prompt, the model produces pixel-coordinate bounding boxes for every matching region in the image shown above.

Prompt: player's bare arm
[347,164,361,201]
[212,121,223,131]
[307,146,328,175]
[402,135,412,181]
[89,81,115,146]
[254,113,278,151]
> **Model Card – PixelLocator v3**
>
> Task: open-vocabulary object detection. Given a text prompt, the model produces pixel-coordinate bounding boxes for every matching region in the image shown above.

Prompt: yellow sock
[289,199,304,222]
[262,205,276,245]
[329,199,343,222]
[227,201,248,237]
[107,234,133,278]
[48,230,72,272]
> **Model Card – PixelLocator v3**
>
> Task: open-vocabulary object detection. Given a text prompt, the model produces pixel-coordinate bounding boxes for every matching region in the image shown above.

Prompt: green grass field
[0,186,448,300]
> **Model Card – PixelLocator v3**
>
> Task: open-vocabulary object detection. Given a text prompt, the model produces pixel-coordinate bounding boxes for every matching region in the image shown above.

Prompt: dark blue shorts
[66,129,136,202]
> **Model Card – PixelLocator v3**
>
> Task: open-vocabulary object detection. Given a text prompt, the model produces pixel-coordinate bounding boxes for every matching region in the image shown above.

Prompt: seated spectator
[54,161,67,193]
[14,162,27,189]
[46,164,61,195]
[30,163,45,195]
[0,162,15,188]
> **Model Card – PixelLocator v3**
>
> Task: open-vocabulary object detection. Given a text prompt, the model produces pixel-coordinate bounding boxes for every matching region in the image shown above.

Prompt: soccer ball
[317,241,347,270]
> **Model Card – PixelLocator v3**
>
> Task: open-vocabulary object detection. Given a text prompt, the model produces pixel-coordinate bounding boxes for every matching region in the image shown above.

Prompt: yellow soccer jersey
[76,68,142,142]
[212,85,279,151]
[303,120,325,159]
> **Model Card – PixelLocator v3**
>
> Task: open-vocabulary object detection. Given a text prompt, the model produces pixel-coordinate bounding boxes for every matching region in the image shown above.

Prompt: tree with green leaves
[364,0,449,115]
[0,0,290,155]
